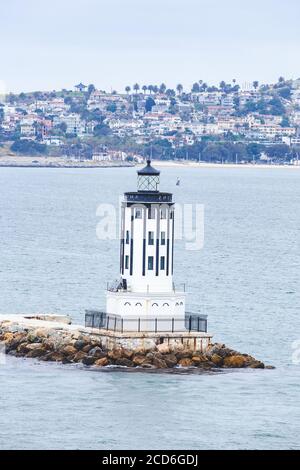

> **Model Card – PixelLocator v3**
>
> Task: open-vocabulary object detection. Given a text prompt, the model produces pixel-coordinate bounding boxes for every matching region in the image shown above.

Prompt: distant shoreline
[152,160,300,170]
[0,156,134,169]
[0,156,299,170]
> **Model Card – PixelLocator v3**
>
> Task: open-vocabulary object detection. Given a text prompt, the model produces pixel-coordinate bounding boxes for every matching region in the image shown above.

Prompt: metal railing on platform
[85,310,207,334]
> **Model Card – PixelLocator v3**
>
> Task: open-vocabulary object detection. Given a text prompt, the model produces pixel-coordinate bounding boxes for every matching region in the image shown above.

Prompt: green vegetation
[11,139,48,156]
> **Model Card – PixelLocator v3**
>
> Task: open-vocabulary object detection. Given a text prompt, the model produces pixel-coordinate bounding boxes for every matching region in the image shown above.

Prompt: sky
[0,0,300,93]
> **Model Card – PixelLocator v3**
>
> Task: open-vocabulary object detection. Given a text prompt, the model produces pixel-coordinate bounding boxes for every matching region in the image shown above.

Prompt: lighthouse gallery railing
[85,310,207,333]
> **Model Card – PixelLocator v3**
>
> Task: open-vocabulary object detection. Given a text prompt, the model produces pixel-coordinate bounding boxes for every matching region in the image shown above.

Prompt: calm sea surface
[0,166,299,449]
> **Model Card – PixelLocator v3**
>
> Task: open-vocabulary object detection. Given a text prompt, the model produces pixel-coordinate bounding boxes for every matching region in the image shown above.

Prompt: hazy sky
[1,0,300,93]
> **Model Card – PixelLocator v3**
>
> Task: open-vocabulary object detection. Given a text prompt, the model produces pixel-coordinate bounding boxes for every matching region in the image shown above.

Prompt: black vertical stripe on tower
[155,206,160,276]
[142,206,146,276]
[155,239,159,276]
[142,239,146,276]
[171,211,175,275]
[166,207,170,276]
[130,239,133,275]
[130,208,134,276]
[120,239,124,274]
[120,205,125,274]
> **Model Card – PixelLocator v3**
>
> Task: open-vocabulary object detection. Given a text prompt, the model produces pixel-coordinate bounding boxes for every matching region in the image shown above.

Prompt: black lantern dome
[137,160,160,192]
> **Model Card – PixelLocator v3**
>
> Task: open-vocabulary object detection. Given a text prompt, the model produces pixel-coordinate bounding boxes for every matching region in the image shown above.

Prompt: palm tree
[133,83,140,94]
[125,86,131,94]
[153,85,158,94]
[219,81,226,91]
[159,83,167,94]
[176,84,183,95]
[166,88,175,98]
[142,85,147,94]
[253,81,259,90]
[148,85,153,94]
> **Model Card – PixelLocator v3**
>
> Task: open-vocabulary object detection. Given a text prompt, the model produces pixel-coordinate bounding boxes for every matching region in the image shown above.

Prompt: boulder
[82,344,92,353]
[223,355,246,368]
[107,349,124,361]
[2,332,14,343]
[141,362,156,369]
[89,347,106,359]
[26,343,44,351]
[132,355,147,366]
[249,361,265,369]
[94,357,109,367]
[192,355,207,366]
[26,347,46,358]
[45,351,64,362]
[175,349,193,360]
[164,354,178,368]
[120,348,133,359]
[73,351,87,362]
[61,345,77,356]
[114,357,133,367]
[74,339,88,351]
[156,343,170,354]
[82,356,96,366]
[152,357,167,369]
[178,358,194,368]
[210,354,223,367]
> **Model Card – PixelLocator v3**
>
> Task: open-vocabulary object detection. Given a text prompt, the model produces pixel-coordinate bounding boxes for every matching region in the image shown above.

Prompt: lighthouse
[106,160,187,330]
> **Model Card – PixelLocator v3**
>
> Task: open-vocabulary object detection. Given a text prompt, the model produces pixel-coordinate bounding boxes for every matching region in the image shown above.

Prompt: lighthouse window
[135,208,142,219]
[148,231,154,245]
[160,256,165,270]
[148,256,154,270]
[125,255,129,270]
[161,231,166,245]
[125,230,130,244]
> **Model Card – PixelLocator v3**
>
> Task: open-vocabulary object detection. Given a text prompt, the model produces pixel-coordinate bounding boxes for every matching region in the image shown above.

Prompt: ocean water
[0,166,299,450]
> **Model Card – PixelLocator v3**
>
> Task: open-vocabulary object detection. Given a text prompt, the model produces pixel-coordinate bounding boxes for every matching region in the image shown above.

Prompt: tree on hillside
[191,82,200,93]
[11,139,47,156]
[106,103,117,113]
[88,84,96,95]
[133,83,140,94]
[278,76,285,83]
[145,97,156,112]
[176,84,183,95]
[166,88,175,98]
[265,144,290,160]
[280,116,290,127]
[219,81,226,91]
[159,83,167,94]
[93,123,111,137]
[253,81,259,90]
[277,87,291,100]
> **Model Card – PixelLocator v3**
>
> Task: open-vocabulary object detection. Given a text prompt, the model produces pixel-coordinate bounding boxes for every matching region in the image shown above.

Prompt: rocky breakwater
[0,316,273,370]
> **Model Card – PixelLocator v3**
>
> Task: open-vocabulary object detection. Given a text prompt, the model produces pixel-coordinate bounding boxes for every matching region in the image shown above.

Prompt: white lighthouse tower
[106,160,187,331]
